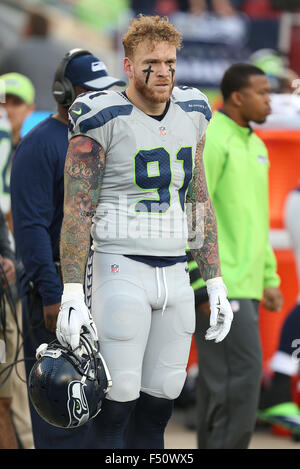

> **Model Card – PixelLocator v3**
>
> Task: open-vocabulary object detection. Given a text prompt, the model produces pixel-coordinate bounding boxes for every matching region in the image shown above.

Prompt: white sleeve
[172,86,212,142]
[197,91,212,141]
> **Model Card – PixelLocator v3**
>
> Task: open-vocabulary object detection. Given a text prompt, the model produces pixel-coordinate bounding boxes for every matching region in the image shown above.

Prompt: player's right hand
[56,283,98,350]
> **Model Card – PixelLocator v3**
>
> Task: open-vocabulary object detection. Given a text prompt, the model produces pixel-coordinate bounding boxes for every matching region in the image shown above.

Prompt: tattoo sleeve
[186,138,222,281]
[60,135,105,284]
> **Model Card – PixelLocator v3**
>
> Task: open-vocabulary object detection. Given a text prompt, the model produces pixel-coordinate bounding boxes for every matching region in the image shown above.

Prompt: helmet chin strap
[77,329,112,390]
[37,331,112,392]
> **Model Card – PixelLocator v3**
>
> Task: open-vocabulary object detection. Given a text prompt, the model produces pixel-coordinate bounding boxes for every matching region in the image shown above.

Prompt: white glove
[205,277,233,343]
[56,283,98,350]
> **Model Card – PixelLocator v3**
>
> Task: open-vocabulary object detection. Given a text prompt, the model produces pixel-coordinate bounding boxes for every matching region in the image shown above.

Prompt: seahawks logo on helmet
[67,381,89,427]
[28,333,112,429]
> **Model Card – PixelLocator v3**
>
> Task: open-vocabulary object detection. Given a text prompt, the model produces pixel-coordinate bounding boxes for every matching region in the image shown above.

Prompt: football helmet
[28,330,112,428]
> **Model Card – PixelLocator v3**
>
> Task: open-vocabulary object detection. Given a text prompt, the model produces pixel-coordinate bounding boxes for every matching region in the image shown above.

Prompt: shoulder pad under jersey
[68,90,133,135]
[172,86,212,122]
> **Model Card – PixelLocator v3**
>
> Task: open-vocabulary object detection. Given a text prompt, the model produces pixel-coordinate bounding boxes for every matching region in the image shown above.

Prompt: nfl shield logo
[111,264,119,273]
[159,126,166,136]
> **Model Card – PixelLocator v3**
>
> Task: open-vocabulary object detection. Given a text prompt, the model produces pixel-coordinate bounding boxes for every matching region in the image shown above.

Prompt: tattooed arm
[60,135,105,284]
[186,138,233,342]
[186,138,221,281]
[56,135,104,349]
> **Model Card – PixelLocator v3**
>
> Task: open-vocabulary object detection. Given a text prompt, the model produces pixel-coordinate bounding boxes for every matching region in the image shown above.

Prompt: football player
[11,49,125,449]
[56,15,234,449]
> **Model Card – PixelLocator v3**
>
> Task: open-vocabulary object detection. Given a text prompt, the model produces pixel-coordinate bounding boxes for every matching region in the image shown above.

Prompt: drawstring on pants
[155,267,168,316]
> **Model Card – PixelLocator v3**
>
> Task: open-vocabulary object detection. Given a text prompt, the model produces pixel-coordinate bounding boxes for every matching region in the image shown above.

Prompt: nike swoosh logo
[68,307,75,324]
[72,108,82,115]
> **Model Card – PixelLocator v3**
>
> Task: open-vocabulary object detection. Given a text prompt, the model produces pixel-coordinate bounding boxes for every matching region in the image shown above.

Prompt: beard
[134,74,174,104]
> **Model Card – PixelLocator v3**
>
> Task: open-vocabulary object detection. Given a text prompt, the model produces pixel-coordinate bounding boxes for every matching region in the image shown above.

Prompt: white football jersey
[68,87,211,256]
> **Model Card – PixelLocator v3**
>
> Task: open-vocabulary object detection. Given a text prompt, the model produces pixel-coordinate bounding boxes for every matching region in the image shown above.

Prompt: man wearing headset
[10,49,125,449]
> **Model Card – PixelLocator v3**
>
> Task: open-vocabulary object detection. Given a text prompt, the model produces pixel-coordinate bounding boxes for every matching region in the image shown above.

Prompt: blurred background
[1,0,300,448]
[1,0,300,111]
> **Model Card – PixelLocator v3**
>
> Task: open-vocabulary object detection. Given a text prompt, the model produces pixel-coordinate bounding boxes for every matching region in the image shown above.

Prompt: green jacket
[200,111,280,300]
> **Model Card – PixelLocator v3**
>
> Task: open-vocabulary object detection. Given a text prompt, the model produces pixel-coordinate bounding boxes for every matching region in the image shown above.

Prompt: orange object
[271,424,291,437]
[187,336,198,368]
[255,129,300,229]
[255,129,300,370]
[259,249,298,369]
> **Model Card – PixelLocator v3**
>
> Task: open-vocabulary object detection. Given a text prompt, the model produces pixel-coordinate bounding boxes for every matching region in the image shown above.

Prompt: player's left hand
[205,277,234,343]
[263,286,283,312]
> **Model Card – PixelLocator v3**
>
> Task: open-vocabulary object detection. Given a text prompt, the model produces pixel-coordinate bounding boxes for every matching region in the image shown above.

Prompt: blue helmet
[28,332,112,428]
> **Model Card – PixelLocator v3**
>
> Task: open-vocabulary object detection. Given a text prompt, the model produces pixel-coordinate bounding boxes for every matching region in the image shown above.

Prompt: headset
[52,48,92,107]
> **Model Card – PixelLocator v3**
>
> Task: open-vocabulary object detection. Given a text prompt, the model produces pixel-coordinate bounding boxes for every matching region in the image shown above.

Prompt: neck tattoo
[143,65,154,85]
